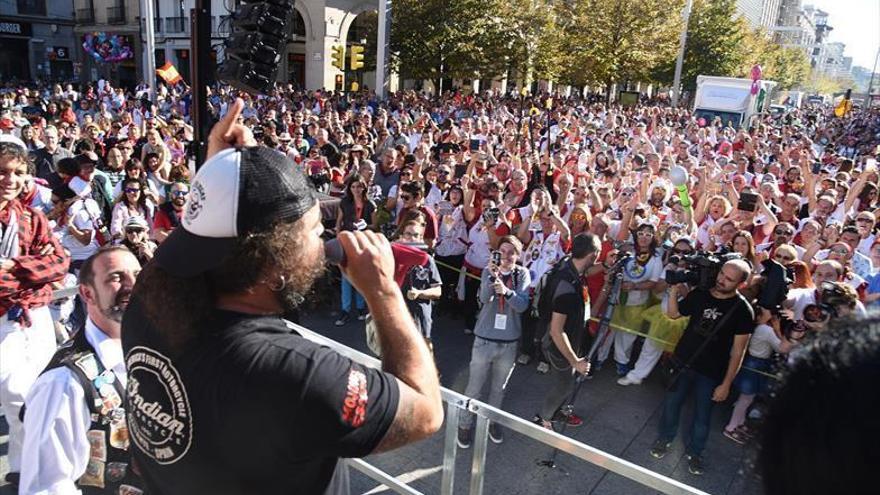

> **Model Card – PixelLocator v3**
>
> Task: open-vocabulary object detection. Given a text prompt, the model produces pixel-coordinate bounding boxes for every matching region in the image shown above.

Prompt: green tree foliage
[734,29,811,90]
[497,0,565,86]
[653,0,748,92]
[558,0,683,95]
[389,0,509,92]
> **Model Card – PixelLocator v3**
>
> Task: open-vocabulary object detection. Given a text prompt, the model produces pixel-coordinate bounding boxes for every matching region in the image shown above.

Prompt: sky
[805,0,880,70]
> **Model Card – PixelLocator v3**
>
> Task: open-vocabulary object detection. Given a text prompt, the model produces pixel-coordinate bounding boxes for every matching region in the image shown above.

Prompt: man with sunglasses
[811,225,874,280]
[121,216,157,266]
[756,222,805,260]
[152,181,189,243]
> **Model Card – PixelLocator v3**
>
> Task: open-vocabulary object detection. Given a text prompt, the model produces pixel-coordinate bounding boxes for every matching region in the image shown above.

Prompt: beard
[99,287,132,323]
[275,243,326,314]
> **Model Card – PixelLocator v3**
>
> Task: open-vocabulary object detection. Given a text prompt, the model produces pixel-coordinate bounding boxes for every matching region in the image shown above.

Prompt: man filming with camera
[650,259,754,476]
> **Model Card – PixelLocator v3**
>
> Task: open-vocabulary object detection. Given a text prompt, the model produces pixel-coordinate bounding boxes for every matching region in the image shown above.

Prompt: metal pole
[190,0,212,167]
[869,44,880,99]
[375,0,391,99]
[142,0,157,103]
[671,0,693,108]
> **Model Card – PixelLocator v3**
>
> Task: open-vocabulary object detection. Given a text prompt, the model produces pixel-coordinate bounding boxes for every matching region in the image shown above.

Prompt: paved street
[0,309,765,495]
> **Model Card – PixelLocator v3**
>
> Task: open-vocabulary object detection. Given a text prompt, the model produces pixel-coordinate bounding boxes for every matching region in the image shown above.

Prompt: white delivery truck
[692,75,778,128]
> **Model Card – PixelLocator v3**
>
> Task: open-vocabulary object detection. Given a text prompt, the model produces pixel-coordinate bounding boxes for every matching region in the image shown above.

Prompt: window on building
[17,0,46,15]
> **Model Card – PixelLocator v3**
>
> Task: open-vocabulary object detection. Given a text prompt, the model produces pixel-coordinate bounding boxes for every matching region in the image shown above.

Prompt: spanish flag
[156,62,183,85]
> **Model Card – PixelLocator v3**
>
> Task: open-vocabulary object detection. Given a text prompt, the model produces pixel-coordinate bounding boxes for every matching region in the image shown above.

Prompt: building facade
[0,0,82,82]
[735,0,782,30]
[72,0,142,86]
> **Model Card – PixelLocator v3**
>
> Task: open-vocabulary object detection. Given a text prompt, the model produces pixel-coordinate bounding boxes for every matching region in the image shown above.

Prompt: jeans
[340,275,365,313]
[539,364,577,420]
[657,368,719,457]
[459,338,518,429]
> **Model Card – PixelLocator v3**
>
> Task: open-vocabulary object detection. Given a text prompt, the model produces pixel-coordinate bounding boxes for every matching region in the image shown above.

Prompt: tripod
[537,254,629,469]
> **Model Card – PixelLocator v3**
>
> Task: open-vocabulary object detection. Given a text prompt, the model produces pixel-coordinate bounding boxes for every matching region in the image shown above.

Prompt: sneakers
[615,361,631,377]
[617,375,642,386]
[4,472,20,487]
[536,361,550,374]
[565,412,583,427]
[357,309,369,321]
[463,328,474,335]
[488,423,504,444]
[552,409,583,427]
[686,454,705,475]
[649,439,672,459]
[334,312,351,327]
[516,353,531,365]
[457,426,473,449]
[723,425,751,445]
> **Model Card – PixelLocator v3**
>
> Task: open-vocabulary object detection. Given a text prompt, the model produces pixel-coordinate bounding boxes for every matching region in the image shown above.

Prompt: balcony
[140,17,164,35]
[166,16,190,34]
[107,4,126,24]
[76,7,95,24]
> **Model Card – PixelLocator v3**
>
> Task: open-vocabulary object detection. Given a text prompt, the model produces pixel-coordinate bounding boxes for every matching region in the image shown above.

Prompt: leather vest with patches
[41,328,145,494]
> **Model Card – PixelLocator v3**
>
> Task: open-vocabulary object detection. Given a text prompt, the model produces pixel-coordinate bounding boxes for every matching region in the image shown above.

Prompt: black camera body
[665,251,743,291]
[482,207,501,224]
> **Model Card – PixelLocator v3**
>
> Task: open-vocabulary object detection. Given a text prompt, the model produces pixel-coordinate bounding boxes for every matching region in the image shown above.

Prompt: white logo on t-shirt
[126,346,193,465]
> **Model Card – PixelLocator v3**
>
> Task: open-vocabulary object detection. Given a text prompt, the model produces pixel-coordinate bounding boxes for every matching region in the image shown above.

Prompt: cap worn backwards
[153,146,317,278]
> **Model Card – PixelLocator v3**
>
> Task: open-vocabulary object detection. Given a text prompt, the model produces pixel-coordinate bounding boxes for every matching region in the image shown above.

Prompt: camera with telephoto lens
[482,207,501,224]
[665,251,743,291]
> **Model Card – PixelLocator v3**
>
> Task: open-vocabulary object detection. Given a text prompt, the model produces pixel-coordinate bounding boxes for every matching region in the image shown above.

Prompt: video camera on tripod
[665,251,743,291]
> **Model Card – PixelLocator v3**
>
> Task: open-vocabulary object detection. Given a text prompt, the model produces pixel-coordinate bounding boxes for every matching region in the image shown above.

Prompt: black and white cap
[154,146,317,277]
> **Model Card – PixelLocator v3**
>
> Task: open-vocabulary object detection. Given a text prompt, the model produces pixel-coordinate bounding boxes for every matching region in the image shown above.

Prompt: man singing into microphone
[121,100,443,494]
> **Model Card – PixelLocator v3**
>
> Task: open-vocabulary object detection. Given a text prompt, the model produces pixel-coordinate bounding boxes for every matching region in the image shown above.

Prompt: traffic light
[331,45,345,70]
[335,74,343,91]
[350,44,365,71]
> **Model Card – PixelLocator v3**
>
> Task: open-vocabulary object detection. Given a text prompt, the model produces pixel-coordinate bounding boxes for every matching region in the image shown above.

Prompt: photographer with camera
[650,259,754,475]
[786,260,867,322]
[457,236,530,448]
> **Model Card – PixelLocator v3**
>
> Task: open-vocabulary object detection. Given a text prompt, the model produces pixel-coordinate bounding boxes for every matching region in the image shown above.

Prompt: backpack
[530,256,575,319]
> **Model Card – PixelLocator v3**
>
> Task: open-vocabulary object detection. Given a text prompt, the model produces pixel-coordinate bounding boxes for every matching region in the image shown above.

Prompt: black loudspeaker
[218,0,295,94]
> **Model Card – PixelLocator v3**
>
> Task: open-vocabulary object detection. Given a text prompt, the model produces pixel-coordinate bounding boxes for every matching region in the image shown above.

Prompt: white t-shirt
[620,253,664,306]
[61,199,101,261]
[523,231,567,288]
[434,207,468,258]
[748,324,783,359]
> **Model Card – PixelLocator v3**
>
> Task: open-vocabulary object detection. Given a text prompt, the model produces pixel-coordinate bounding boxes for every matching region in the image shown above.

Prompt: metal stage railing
[293,323,709,495]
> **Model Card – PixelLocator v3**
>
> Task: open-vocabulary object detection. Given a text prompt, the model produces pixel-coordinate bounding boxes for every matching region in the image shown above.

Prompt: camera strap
[666,292,747,387]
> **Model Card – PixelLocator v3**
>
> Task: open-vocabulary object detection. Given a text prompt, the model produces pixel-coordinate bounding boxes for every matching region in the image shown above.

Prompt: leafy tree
[558,0,683,99]
[653,0,748,92]
[497,0,565,87]
[732,28,810,90]
[389,0,510,92]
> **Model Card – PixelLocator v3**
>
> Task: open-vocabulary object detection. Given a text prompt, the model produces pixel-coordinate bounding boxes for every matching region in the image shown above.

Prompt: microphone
[324,238,346,266]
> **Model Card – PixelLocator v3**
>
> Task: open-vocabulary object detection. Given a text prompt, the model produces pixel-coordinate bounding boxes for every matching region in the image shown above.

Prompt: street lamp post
[141,0,157,103]
[671,0,694,107]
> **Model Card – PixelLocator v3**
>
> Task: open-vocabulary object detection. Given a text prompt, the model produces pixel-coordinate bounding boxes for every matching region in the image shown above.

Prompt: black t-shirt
[674,290,755,383]
[121,299,400,495]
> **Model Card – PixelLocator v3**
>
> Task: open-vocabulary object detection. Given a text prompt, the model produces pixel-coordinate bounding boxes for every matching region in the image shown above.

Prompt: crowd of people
[0,76,878,491]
